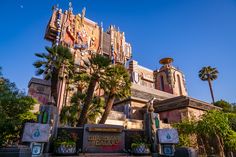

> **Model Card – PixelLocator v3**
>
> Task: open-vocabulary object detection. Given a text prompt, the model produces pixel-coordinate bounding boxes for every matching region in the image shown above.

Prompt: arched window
[177,74,183,95]
[160,75,165,91]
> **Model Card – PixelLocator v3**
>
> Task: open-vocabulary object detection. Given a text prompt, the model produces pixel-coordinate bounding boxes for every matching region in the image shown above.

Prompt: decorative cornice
[28,77,51,87]
[154,96,221,112]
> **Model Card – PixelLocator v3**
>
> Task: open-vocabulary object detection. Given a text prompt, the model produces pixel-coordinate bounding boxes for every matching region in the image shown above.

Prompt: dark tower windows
[160,75,165,91]
[177,74,183,95]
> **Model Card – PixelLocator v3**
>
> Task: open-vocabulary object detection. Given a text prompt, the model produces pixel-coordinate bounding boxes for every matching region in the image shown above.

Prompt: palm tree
[60,92,104,126]
[33,45,73,104]
[77,54,111,126]
[87,96,105,124]
[198,66,219,104]
[99,64,131,124]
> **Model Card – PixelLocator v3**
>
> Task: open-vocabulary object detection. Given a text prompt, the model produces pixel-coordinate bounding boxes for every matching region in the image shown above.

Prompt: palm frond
[44,72,52,80]
[33,61,45,68]
[198,66,219,81]
[35,69,44,76]
[35,53,45,58]
[45,46,55,55]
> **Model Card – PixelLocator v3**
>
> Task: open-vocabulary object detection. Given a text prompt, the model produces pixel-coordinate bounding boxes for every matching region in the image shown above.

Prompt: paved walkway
[45,153,151,157]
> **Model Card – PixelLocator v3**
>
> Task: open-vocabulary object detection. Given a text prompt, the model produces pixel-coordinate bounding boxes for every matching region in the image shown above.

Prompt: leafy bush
[227,113,236,132]
[0,73,36,147]
[174,110,236,155]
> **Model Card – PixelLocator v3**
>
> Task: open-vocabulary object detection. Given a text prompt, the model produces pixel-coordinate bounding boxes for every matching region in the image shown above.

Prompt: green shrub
[0,76,36,147]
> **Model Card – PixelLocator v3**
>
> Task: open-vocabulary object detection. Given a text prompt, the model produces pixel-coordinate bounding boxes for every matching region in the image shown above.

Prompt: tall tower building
[154,58,187,96]
[43,5,132,112]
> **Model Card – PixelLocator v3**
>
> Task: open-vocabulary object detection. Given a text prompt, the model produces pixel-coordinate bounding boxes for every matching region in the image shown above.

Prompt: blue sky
[0,0,236,103]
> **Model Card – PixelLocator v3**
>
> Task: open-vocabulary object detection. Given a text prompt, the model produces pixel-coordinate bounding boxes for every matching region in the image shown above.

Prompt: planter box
[132,144,150,155]
[54,144,76,155]
[0,146,31,157]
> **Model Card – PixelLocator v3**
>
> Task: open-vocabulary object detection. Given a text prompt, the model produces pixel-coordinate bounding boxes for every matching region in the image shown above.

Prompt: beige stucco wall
[158,107,206,124]
[187,107,205,120]
[172,71,188,96]
[158,109,183,124]
[159,107,205,123]
[155,66,188,96]
[130,101,146,120]
[129,60,154,89]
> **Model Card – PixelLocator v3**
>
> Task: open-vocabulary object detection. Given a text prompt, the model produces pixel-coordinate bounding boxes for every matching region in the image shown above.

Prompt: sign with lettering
[22,123,50,142]
[83,124,125,153]
[157,128,179,144]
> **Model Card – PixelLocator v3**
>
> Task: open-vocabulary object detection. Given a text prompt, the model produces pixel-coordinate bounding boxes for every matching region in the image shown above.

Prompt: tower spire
[68,1,73,12]
[82,7,86,19]
[52,4,59,11]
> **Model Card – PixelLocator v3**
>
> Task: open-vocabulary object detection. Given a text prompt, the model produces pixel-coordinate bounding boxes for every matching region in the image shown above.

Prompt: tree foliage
[214,100,236,132]
[175,110,236,155]
[197,110,230,137]
[227,113,236,132]
[198,66,219,81]
[0,70,36,147]
[33,45,74,103]
[174,120,197,147]
[99,64,131,124]
[60,92,105,126]
[77,54,111,126]
[214,99,234,113]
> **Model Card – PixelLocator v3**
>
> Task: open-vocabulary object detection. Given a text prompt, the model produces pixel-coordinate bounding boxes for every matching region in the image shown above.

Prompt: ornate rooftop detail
[45,5,132,64]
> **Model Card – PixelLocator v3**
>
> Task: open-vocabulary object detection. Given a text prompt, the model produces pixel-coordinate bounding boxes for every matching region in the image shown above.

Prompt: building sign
[22,123,50,142]
[157,128,179,144]
[88,135,120,146]
[83,124,125,153]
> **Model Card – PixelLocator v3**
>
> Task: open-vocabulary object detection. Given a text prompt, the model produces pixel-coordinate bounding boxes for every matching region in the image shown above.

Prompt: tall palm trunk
[64,82,69,106]
[208,78,215,104]
[99,93,115,124]
[77,77,98,126]
[51,69,59,104]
